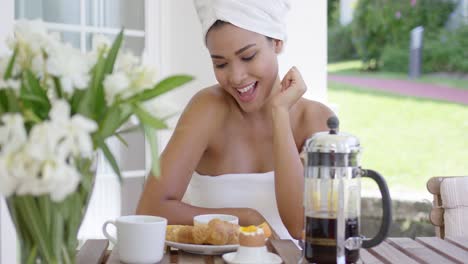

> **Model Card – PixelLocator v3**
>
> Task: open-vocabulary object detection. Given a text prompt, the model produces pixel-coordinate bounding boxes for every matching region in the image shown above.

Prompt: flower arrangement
[0,20,192,263]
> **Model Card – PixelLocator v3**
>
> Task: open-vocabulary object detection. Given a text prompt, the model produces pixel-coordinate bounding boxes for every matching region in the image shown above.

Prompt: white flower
[115,51,140,73]
[0,79,21,91]
[15,100,96,202]
[42,160,81,202]
[26,122,65,162]
[104,71,130,104]
[0,114,27,155]
[49,100,97,158]
[1,150,41,197]
[56,114,97,159]
[143,99,178,120]
[102,48,158,105]
[49,99,71,125]
[0,155,18,196]
[14,157,81,202]
[30,52,46,78]
[128,66,158,92]
[13,19,50,55]
[92,34,111,53]
[47,43,91,93]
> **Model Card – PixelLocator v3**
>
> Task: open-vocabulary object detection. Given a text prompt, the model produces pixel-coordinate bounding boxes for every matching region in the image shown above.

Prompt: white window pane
[61,31,81,49]
[85,0,144,31]
[15,0,80,24]
[86,33,144,56]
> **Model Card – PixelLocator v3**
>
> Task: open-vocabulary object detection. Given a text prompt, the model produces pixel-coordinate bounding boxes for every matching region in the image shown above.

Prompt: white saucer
[222,251,282,264]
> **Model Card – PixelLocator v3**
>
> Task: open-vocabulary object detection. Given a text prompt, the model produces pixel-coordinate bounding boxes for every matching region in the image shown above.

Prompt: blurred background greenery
[327,0,467,197]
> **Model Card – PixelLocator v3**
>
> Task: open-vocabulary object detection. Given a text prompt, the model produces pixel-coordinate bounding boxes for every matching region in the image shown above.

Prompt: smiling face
[206,22,283,113]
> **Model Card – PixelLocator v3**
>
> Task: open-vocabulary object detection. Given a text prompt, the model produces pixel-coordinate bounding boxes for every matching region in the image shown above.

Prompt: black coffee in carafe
[304,216,359,263]
[301,117,392,264]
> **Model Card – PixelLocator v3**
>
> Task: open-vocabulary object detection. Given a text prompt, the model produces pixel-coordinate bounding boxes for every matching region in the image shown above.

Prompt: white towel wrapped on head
[193,0,290,42]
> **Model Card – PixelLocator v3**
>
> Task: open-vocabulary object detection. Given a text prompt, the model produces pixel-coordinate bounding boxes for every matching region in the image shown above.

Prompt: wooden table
[78,236,468,264]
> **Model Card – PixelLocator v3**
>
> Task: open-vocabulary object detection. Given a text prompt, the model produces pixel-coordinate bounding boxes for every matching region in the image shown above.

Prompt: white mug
[103,215,167,264]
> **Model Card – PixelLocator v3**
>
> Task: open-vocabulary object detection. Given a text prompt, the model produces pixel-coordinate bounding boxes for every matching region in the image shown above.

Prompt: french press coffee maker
[301,116,392,264]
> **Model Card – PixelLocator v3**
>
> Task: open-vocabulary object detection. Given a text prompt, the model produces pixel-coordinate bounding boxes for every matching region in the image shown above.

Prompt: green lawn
[328,81,468,194]
[328,60,468,90]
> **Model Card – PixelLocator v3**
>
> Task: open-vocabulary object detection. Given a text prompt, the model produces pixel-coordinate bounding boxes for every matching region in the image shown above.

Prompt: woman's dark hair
[207,20,273,41]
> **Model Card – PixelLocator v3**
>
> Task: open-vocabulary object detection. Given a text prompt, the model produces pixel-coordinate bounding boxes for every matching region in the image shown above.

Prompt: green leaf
[64,193,81,253]
[26,246,38,264]
[104,29,124,75]
[125,75,193,103]
[99,141,122,182]
[51,209,64,262]
[0,90,7,113]
[143,124,160,177]
[24,70,48,101]
[98,103,133,139]
[19,94,50,107]
[79,30,123,121]
[77,54,106,120]
[6,198,31,245]
[61,245,73,264]
[70,90,85,115]
[133,104,168,129]
[23,109,43,124]
[23,70,50,118]
[38,196,51,234]
[52,76,63,98]
[15,196,54,263]
[5,89,20,112]
[91,57,106,120]
[4,46,18,79]
[115,133,128,147]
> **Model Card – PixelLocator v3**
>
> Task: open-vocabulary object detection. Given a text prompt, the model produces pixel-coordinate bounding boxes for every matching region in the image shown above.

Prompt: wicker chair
[427,176,468,238]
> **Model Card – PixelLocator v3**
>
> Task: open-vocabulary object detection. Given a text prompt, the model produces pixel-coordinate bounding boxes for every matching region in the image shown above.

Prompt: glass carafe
[300,116,392,264]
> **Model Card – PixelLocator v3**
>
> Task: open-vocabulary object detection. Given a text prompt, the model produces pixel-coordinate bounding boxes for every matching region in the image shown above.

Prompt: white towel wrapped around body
[182,171,298,246]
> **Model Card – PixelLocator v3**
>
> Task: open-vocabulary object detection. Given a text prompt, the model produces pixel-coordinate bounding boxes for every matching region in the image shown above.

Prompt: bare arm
[270,67,334,239]
[272,107,304,239]
[136,89,265,226]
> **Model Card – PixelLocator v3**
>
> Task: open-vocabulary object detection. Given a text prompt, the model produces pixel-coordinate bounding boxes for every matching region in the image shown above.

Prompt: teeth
[237,83,255,93]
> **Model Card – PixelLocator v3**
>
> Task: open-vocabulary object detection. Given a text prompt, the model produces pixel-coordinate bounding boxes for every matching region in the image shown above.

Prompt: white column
[279,0,328,103]
[0,1,17,262]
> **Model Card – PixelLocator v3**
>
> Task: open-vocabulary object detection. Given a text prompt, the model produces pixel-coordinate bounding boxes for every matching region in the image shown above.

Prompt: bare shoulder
[296,98,335,143]
[173,85,230,138]
[182,85,229,121]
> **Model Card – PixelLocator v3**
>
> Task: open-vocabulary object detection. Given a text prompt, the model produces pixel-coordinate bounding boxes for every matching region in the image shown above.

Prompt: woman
[137,0,334,240]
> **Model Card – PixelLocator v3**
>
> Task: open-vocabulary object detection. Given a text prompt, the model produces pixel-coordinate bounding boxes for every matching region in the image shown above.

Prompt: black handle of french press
[361,169,392,248]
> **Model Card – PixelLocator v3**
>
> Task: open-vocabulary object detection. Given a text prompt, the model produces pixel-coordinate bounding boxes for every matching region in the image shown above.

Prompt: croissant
[166,219,240,245]
[204,218,239,245]
[166,225,195,244]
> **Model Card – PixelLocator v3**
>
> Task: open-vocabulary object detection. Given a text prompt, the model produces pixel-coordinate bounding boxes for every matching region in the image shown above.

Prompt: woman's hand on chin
[270,66,307,112]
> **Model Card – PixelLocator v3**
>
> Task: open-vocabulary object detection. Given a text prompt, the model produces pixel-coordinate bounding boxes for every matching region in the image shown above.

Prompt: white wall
[155,0,217,114]
[0,0,17,262]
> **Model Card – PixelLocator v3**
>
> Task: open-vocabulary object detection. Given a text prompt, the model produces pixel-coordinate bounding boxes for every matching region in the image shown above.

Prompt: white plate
[222,252,283,264]
[166,241,239,255]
